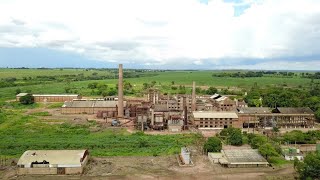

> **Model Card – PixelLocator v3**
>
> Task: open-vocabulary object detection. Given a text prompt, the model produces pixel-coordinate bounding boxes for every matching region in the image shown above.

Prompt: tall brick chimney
[118,64,124,118]
[191,81,196,111]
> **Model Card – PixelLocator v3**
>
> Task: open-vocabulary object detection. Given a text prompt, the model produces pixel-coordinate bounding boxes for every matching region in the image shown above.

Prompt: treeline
[0,77,18,88]
[302,72,320,79]
[87,80,135,96]
[212,71,297,78]
[0,71,158,88]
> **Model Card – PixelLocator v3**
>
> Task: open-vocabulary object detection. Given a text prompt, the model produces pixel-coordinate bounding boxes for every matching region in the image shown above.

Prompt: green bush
[203,137,222,153]
[295,152,320,179]
[19,94,34,105]
[220,127,243,146]
[30,111,51,116]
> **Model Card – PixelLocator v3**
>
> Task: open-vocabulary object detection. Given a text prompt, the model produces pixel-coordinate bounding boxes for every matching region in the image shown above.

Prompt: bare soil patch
[2,155,295,180]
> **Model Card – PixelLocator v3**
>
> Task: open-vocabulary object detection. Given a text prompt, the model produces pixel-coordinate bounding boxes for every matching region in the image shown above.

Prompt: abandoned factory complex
[16,64,316,132]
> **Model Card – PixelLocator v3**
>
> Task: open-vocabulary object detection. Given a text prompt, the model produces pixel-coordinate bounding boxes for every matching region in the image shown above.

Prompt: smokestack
[191,81,196,111]
[118,64,124,118]
[151,108,154,126]
[184,105,188,129]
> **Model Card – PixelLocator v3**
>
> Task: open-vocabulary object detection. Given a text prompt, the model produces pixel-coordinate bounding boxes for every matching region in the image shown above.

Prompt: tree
[229,130,243,146]
[203,137,222,153]
[151,81,157,87]
[295,152,320,179]
[64,87,71,93]
[96,83,108,95]
[143,83,150,90]
[92,72,98,76]
[19,94,34,105]
[108,88,117,96]
[88,82,98,89]
[15,88,21,95]
[195,87,202,94]
[315,109,320,121]
[258,143,278,160]
[206,87,218,95]
[220,127,243,146]
[283,130,306,144]
[249,134,268,149]
[124,81,133,91]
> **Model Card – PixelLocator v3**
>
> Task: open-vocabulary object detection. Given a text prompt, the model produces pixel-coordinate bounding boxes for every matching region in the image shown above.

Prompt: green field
[0,68,114,79]
[0,106,200,157]
[0,68,317,101]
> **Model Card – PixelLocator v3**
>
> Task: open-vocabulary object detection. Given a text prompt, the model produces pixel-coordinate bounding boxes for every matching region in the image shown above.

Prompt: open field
[0,69,318,101]
[0,68,112,79]
[0,104,200,157]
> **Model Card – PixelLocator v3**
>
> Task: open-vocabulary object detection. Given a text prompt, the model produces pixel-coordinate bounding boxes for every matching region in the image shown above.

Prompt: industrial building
[52,63,315,132]
[17,150,89,175]
[61,100,127,116]
[167,115,184,132]
[282,147,304,161]
[210,94,237,111]
[237,107,315,129]
[208,149,269,168]
[16,93,81,102]
[192,111,240,129]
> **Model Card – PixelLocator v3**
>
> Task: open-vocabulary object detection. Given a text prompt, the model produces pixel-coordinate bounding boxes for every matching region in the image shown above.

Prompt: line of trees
[212,71,297,78]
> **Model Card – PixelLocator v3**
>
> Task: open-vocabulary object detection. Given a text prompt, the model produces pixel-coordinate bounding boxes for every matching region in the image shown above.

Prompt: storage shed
[17,150,89,175]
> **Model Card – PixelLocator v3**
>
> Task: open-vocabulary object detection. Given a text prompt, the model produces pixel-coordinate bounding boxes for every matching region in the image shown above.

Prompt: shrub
[19,94,34,105]
[203,137,222,153]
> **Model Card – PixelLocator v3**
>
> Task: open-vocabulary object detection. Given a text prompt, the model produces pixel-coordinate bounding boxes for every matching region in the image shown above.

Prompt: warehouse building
[237,107,315,128]
[192,111,240,129]
[17,150,89,175]
[61,100,127,116]
[218,149,269,168]
[16,93,81,102]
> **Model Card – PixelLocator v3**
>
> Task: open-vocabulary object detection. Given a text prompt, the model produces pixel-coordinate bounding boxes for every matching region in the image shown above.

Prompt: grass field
[0,68,114,79]
[0,105,201,157]
[0,69,317,101]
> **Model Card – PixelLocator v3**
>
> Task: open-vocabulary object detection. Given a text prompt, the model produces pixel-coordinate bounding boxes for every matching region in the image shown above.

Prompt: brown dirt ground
[1,155,296,180]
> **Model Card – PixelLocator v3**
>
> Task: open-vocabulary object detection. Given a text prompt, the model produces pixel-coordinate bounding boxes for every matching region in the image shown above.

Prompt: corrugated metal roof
[62,100,126,108]
[63,101,94,108]
[222,149,268,164]
[237,107,271,114]
[215,96,228,102]
[210,93,221,99]
[276,107,314,114]
[17,150,87,167]
[16,93,29,97]
[94,101,119,107]
[33,94,79,97]
[192,111,238,119]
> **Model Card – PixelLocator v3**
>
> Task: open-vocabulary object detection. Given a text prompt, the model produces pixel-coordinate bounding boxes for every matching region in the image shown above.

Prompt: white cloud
[0,0,320,69]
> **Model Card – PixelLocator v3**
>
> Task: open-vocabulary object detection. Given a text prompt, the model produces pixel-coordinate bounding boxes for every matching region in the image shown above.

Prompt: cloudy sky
[0,0,320,70]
